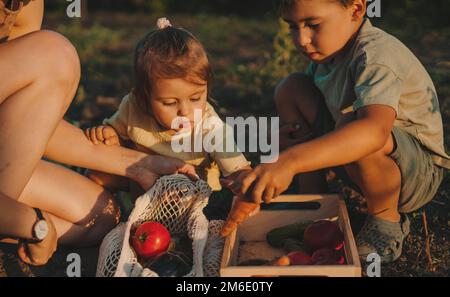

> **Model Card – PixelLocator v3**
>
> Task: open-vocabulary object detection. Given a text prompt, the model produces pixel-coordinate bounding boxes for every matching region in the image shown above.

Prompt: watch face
[34,220,49,241]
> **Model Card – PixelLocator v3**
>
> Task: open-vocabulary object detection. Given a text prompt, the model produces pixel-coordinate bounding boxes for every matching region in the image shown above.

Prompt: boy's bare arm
[239,104,396,203]
[285,104,396,173]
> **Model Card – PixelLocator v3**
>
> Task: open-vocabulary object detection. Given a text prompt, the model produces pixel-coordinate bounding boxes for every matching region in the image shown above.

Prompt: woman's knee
[77,190,121,243]
[35,31,80,83]
[16,31,80,98]
[0,31,80,108]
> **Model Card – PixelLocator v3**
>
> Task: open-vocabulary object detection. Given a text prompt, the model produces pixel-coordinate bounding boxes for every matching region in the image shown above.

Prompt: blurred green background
[43,0,449,143]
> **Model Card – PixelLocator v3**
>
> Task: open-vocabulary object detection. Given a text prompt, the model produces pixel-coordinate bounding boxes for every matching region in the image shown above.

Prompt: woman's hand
[127,155,199,191]
[84,125,120,146]
[17,211,58,266]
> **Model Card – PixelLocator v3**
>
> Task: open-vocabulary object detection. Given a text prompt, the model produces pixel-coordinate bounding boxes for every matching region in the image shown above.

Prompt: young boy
[229,0,449,263]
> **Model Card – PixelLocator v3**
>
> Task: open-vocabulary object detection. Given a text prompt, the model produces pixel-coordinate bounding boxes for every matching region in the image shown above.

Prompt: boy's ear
[351,0,366,21]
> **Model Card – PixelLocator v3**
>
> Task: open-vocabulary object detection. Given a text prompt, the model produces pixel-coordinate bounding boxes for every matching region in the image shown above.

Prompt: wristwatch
[28,208,49,243]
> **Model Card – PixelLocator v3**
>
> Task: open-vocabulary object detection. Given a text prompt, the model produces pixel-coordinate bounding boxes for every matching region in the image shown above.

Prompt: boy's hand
[220,168,261,237]
[236,158,296,204]
[85,125,120,146]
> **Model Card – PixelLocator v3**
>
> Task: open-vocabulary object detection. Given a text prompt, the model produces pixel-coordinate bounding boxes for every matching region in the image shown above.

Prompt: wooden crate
[220,194,361,277]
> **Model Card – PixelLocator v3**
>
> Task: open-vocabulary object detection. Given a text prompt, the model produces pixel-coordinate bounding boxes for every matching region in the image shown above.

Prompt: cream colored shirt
[104,93,251,190]
[307,19,450,169]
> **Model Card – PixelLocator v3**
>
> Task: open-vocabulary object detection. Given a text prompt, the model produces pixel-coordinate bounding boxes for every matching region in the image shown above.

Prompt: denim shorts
[314,103,444,213]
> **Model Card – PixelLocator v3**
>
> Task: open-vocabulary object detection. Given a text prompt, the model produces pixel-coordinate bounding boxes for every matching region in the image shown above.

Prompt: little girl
[85,18,251,193]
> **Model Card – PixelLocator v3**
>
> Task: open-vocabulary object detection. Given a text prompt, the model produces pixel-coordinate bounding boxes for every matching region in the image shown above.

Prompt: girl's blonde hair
[133,20,213,112]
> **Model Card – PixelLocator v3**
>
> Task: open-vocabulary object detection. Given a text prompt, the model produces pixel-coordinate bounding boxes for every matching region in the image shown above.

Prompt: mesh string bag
[96,222,126,277]
[96,174,225,277]
[202,220,225,277]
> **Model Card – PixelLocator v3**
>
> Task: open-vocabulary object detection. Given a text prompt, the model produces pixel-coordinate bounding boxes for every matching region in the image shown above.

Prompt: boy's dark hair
[276,0,354,14]
[133,26,213,112]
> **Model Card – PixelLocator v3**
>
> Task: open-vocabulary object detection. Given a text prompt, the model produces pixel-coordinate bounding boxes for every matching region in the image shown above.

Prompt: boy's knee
[274,72,311,105]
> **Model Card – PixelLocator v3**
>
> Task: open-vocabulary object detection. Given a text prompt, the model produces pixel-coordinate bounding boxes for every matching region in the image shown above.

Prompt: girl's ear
[351,0,366,21]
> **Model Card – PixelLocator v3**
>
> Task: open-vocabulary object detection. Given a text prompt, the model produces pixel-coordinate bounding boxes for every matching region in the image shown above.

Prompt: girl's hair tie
[156,17,172,30]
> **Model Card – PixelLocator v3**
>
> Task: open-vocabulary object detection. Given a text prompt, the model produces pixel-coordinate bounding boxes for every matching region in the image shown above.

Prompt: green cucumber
[283,238,308,253]
[266,221,311,248]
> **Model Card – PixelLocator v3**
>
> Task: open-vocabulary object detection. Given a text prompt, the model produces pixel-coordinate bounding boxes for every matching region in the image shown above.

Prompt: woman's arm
[0,191,36,239]
[8,0,44,40]
[45,120,158,180]
[44,120,198,190]
[0,191,58,266]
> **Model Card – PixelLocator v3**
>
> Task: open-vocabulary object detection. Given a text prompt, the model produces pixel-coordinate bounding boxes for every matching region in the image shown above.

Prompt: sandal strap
[356,214,410,260]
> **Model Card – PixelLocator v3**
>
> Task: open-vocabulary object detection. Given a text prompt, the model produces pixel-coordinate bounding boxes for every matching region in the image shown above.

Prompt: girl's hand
[128,155,199,191]
[235,158,296,204]
[84,125,120,146]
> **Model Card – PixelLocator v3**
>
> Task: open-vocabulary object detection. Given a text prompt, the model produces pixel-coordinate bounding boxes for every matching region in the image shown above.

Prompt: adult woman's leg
[0,30,120,245]
[0,30,80,199]
[18,160,120,246]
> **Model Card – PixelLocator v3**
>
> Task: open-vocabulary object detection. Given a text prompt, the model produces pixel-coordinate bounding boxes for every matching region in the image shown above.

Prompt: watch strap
[24,208,46,243]
[33,207,44,221]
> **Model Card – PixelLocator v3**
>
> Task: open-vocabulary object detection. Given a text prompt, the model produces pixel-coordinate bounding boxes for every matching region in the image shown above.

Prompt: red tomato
[311,248,345,265]
[130,221,171,259]
[287,251,313,265]
[303,220,344,251]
